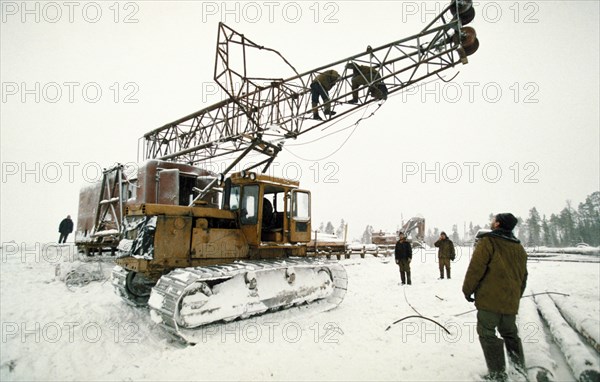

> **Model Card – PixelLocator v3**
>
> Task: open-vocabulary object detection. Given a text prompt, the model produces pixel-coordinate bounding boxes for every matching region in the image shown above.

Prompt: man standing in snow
[462,213,528,381]
[394,232,412,285]
[58,215,74,244]
[434,231,455,279]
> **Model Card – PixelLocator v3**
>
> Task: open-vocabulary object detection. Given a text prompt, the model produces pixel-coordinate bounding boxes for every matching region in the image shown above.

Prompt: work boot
[312,103,322,120]
[323,109,336,116]
[481,372,507,382]
[504,338,526,374]
[439,272,444,280]
[400,271,406,285]
[447,270,451,279]
[348,98,358,104]
[406,272,412,285]
[480,337,507,382]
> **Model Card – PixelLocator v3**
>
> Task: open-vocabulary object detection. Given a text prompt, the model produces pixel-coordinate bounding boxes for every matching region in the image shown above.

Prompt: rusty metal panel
[372,233,397,245]
[153,215,192,265]
[135,160,215,204]
[157,169,180,205]
[191,228,248,259]
[75,181,102,244]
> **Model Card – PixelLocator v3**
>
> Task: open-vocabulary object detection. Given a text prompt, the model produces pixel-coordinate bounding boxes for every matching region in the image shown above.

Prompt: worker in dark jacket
[462,213,528,381]
[58,215,74,244]
[394,232,412,285]
[346,63,388,104]
[310,69,340,120]
[434,231,455,279]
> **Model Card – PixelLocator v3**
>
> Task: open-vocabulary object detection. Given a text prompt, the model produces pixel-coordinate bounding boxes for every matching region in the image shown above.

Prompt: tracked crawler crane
[92,0,479,341]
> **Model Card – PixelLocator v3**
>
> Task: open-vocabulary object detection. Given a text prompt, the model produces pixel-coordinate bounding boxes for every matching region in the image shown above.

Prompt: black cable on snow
[386,293,569,335]
[385,283,450,334]
[385,315,451,334]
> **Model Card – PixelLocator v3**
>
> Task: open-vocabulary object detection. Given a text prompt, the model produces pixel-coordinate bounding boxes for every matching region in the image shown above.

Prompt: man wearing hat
[462,213,528,381]
[345,62,388,104]
[310,69,341,120]
[434,231,456,279]
[394,231,412,285]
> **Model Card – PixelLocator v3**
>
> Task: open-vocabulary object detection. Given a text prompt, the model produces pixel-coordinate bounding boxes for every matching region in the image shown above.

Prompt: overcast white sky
[1,1,599,244]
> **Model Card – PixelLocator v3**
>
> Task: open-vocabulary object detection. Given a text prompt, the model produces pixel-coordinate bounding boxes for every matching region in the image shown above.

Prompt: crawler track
[113,258,347,342]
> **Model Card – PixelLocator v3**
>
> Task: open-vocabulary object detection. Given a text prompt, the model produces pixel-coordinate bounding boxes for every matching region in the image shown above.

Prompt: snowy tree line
[517,191,600,247]
[352,191,600,247]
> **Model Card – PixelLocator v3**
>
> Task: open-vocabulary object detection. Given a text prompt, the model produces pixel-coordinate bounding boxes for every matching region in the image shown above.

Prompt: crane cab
[224,172,311,253]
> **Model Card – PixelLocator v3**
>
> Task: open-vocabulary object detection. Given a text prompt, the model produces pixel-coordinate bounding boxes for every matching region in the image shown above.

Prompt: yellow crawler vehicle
[111,168,346,341]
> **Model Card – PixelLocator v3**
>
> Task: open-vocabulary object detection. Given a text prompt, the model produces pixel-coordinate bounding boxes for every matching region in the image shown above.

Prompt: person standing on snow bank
[462,213,528,381]
[434,231,455,279]
[394,232,412,285]
[58,215,74,244]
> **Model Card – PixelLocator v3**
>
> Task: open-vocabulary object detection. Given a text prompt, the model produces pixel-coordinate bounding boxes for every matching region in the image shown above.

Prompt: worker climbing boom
[141,0,478,194]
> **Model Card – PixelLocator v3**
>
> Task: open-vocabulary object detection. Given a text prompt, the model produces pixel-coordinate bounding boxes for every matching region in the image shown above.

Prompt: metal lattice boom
[140,1,476,175]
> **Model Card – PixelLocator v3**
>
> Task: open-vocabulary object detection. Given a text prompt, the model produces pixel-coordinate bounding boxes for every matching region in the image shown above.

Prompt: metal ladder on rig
[89,164,126,254]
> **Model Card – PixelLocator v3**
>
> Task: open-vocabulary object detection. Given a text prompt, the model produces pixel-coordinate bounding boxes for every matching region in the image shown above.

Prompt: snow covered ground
[1,244,599,381]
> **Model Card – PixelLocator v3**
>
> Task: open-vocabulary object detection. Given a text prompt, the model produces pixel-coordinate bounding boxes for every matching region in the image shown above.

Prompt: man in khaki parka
[434,231,455,279]
[462,213,528,381]
[345,63,388,104]
[310,70,340,120]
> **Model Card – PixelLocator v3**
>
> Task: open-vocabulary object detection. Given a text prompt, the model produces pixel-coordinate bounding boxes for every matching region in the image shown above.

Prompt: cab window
[229,185,240,210]
[293,191,310,220]
[240,185,259,225]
